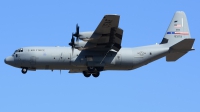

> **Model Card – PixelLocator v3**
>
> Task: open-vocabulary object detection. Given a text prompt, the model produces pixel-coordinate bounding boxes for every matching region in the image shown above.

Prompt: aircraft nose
[4,56,14,65]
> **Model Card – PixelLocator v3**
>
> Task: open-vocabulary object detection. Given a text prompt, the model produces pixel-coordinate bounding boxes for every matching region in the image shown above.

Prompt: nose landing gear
[21,68,28,74]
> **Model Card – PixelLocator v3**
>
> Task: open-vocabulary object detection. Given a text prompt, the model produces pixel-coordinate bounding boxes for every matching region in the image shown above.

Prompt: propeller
[73,24,80,42]
[68,33,75,55]
[68,24,80,55]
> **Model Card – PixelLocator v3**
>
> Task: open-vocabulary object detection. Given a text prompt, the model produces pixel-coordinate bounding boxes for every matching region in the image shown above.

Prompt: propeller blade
[76,24,80,42]
[72,33,75,55]
[69,32,75,55]
[72,46,74,55]
[72,24,80,42]
[76,24,79,36]
[76,36,79,42]
[72,35,75,44]
[69,24,80,55]
[69,33,74,46]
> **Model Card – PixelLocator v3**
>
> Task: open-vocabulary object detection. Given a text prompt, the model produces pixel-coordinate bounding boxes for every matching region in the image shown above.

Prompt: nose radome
[4,56,14,65]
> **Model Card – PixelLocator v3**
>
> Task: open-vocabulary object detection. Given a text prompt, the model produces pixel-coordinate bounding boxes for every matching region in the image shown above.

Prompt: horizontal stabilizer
[170,38,195,51]
[166,52,187,61]
[166,38,195,61]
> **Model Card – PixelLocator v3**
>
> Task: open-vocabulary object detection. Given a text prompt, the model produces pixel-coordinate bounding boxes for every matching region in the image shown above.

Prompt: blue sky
[0,0,199,112]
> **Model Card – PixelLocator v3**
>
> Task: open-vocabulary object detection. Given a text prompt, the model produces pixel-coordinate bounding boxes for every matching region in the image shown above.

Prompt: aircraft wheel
[92,72,100,78]
[83,71,91,78]
[21,68,28,74]
[87,67,95,71]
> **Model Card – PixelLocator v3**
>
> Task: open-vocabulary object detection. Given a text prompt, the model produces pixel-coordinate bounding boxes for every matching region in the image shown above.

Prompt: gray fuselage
[5,44,169,73]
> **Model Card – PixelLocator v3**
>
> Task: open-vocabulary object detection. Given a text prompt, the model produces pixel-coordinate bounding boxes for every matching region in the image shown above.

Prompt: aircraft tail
[160,11,195,61]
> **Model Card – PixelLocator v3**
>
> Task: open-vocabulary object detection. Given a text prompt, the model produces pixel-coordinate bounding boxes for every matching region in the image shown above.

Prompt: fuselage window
[16,54,18,57]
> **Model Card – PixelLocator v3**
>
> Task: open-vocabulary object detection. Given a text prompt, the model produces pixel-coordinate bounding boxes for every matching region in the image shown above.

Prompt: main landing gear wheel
[21,68,28,74]
[92,72,100,78]
[83,71,91,78]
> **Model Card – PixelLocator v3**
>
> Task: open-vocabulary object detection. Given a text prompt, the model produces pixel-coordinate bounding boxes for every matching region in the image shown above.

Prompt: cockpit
[12,48,23,56]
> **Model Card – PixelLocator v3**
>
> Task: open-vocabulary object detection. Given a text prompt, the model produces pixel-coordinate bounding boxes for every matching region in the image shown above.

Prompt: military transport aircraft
[4,11,195,77]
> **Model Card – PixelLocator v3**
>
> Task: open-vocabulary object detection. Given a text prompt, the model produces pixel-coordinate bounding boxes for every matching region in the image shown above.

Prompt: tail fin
[161,11,191,46]
[160,11,195,61]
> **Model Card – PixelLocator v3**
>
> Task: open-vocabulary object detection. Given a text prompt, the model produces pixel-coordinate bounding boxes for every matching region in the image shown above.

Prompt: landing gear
[82,71,100,78]
[92,72,100,78]
[84,67,103,78]
[21,68,28,74]
[87,67,95,71]
[83,71,91,77]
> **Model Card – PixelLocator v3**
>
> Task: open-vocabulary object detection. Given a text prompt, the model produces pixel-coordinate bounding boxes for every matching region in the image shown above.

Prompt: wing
[83,15,123,52]
[94,14,120,34]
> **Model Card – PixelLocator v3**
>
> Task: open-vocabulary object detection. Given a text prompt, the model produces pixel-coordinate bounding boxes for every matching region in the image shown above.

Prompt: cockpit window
[12,48,23,55]
[19,48,23,52]
[16,48,23,52]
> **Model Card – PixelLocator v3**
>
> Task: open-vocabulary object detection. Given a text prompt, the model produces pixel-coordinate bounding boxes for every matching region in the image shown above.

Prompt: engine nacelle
[79,31,93,41]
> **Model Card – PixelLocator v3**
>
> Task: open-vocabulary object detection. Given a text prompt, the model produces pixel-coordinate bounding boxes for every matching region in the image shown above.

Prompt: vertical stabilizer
[161,11,191,47]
